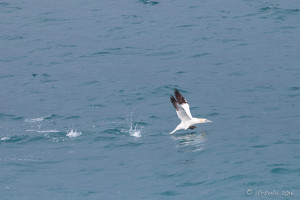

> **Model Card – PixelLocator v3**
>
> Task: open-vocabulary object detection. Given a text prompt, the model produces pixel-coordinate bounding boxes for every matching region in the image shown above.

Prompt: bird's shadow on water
[170,131,207,152]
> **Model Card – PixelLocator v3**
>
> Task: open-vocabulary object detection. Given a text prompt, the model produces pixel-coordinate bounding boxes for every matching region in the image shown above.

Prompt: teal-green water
[1,0,300,199]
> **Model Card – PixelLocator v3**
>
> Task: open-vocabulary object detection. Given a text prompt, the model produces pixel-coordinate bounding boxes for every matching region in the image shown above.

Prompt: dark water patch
[239,88,255,93]
[278,115,300,119]
[37,160,65,165]
[93,135,118,142]
[0,113,14,119]
[0,113,24,121]
[103,141,143,149]
[0,2,9,6]
[104,47,122,51]
[207,112,219,117]
[219,38,243,43]
[228,71,244,76]
[192,53,210,58]
[158,172,184,179]
[252,144,268,148]
[160,190,180,196]
[178,179,206,187]
[42,73,50,77]
[6,162,36,168]
[268,163,288,167]
[260,7,272,11]
[11,116,24,121]
[0,3,21,13]
[26,135,48,143]
[255,85,276,91]
[279,26,297,30]
[0,74,13,79]
[40,78,58,83]
[37,17,72,23]
[90,51,110,56]
[177,24,194,28]
[238,115,254,119]
[258,6,300,20]
[176,71,186,74]
[287,94,300,98]
[246,181,265,186]
[223,174,247,181]
[115,116,126,121]
[149,115,160,119]
[83,80,99,86]
[122,14,139,19]
[273,140,285,144]
[89,103,105,108]
[287,138,300,144]
[285,8,300,13]
[134,121,149,126]
[139,0,159,5]
[236,43,249,47]
[270,168,300,174]
[45,114,61,120]
[137,96,145,101]
[64,116,80,120]
[118,141,144,147]
[153,85,181,95]
[101,128,123,135]
[147,51,177,56]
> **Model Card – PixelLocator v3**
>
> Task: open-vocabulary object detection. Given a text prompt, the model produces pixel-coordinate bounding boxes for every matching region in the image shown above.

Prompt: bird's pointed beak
[206,120,212,123]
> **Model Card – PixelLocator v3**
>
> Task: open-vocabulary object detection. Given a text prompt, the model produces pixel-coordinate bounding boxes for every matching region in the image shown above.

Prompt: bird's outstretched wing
[170,95,192,121]
[174,89,193,119]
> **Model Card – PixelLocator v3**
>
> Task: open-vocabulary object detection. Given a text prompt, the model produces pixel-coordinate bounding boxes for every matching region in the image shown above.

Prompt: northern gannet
[169,89,212,134]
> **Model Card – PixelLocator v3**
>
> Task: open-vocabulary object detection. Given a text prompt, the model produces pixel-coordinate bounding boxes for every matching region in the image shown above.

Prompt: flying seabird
[169,89,212,134]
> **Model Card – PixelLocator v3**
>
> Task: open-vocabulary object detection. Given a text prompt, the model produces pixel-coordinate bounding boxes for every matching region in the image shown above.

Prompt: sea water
[1,0,299,199]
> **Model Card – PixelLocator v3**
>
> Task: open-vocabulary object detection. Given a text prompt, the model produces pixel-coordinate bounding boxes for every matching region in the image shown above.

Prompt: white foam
[1,137,9,141]
[129,122,142,138]
[26,129,60,133]
[25,116,45,123]
[66,130,82,138]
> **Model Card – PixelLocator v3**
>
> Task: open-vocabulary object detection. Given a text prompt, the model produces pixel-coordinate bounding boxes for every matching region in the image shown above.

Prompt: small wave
[66,130,82,138]
[140,0,159,5]
[26,129,60,133]
[24,114,57,123]
[0,135,29,143]
[25,116,46,123]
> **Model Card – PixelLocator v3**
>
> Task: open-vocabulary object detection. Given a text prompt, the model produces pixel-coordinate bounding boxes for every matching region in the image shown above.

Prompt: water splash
[121,110,143,138]
[66,130,82,138]
[121,121,143,138]
[128,122,142,138]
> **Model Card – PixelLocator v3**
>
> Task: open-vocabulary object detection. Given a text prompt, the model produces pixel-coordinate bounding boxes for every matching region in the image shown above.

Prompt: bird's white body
[169,90,212,134]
